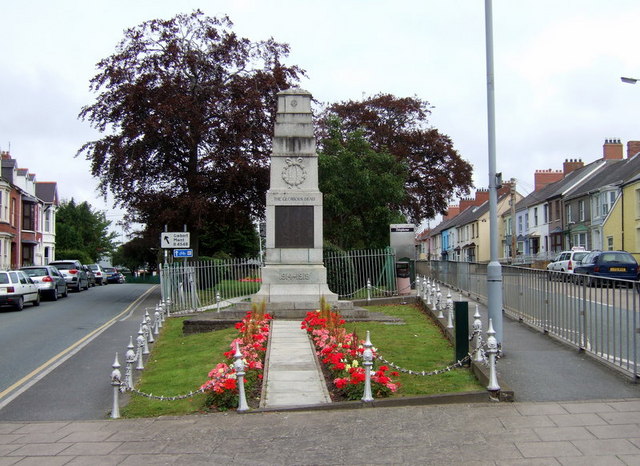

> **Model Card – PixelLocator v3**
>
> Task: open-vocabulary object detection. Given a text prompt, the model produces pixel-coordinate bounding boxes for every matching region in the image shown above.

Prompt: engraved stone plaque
[275,206,314,248]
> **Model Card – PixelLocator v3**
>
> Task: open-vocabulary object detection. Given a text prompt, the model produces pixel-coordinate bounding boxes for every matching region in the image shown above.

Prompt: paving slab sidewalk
[261,320,331,408]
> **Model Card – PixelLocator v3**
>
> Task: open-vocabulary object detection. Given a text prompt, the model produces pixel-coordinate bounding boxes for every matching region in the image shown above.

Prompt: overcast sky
[2,0,640,236]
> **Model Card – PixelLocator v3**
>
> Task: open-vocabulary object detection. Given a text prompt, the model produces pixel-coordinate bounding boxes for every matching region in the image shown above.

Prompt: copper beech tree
[78,11,303,256]
[317,94,474,222]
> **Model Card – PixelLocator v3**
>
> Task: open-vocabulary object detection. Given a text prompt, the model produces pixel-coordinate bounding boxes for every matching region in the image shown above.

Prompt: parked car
[87,264,107,286]
[84,265,96,287]
[547,247,590,279]
[103,267,122,284]
[21,265,68,300]
[48,259,89,292]
[574,251,639,286]
[0,270,40,310]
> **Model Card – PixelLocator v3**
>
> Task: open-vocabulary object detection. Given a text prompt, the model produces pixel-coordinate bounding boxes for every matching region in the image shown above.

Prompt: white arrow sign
[160,232,190,248]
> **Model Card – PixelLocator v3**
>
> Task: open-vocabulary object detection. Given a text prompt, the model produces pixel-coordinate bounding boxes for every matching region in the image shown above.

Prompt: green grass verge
[121,303,482,418]
[346,304,483,396]
[120,318,236,418]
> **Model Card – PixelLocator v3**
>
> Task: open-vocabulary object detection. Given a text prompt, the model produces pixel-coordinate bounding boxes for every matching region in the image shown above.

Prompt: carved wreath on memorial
[281,157,306,189]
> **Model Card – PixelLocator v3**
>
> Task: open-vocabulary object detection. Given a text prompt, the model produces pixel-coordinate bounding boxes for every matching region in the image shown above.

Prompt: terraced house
[421,138,640,264]
[0,151,58,268]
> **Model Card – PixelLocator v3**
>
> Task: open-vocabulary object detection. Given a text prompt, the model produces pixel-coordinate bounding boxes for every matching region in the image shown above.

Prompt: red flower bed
[301,303,398,400]
[201,307,272,410]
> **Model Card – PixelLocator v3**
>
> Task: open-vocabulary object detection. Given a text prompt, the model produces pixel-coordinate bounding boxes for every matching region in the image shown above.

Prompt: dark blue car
[574,251,638,286]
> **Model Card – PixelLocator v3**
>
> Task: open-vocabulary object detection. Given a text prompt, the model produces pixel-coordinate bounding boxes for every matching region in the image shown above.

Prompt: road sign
[173,249,193,258]
[160,232,190,248]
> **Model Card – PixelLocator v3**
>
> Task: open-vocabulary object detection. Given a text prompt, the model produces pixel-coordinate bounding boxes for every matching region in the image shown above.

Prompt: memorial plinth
[252,88,341,309]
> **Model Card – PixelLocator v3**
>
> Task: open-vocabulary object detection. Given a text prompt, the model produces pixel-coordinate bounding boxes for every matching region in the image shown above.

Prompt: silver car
[48,260,89,292]
[21,265,69,301]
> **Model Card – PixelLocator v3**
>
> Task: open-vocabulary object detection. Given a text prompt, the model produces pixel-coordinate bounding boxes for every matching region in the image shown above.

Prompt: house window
[636,189,640,218]
[22,204,34,231]
[592,196,600,219]
[567,205,573,223]
[573,233,587,248]
[543,204,548,223]
[533,207,538,226]
[602,191,617,216]
[518,216,522,235]
[10,198,16,226]
[44,209,52,233]
[555,200,561,220]
[578,200,585,221]
[607,236,614,251]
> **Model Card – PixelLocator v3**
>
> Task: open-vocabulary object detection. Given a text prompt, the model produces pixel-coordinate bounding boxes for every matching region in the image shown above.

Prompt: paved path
[4,399,640,464]
[261,320,331,408]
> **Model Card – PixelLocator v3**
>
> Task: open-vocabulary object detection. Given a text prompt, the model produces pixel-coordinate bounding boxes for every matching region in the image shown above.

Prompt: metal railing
[159,249,400,313]
[324,247,397,299]
[159,258,262,313]
[418,260,640,379]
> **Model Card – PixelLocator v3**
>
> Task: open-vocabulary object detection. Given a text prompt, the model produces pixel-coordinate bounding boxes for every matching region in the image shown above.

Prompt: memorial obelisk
[252,88,339,309]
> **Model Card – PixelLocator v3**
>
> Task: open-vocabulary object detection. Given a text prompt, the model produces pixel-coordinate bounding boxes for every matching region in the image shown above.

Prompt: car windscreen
[602,253,637,264]
[52,263,74,270]
[573,252,588,262]
[0,273,9,284]
[23,268,47,277]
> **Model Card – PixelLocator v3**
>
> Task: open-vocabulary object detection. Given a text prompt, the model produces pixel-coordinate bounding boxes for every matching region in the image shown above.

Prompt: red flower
[223,378,237,390]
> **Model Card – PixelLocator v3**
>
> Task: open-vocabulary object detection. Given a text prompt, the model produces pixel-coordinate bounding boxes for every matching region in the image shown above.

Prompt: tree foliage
[78,11,303,256]
[319,118,407,249]
[55,199,117,262]
[317,94,473,222]
[112,235,159,274]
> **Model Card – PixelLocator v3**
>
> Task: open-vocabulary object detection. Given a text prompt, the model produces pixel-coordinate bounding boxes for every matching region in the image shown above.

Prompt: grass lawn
[120,302,482,418]
[346,304,483,396]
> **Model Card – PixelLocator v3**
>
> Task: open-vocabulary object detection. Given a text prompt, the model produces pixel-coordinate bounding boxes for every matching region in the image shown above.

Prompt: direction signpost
[173,249,193,258]
[160,232,190,249]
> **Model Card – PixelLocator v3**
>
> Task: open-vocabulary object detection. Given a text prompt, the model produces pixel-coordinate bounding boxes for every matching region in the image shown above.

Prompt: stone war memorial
[251,88,346,314]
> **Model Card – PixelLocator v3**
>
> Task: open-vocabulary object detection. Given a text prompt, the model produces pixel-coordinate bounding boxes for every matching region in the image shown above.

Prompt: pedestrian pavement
[4,399,640,464]
[261,320,330,408]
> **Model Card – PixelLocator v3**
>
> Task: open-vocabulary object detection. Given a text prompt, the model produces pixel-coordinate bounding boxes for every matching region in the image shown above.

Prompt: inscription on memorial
[279,272,311,281]
[275,205,314,248]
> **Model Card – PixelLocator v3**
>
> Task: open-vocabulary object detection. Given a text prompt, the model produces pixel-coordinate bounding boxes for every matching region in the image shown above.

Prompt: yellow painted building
[602,176,640,262]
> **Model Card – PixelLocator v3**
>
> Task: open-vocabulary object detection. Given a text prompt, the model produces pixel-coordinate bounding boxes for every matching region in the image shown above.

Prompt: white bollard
[436,285,444,319]
[111,353,122,419]
[136,325,145,370]
[366,278,372,303]
[125,336,136,389]
[153,311,160,336]
[141,318,152,350]
[216,291,221,312]
[486,319,500,393]
[446,292,454,329]
[233,342,249,412]
[473,304,485,363]
[361,331,374,403]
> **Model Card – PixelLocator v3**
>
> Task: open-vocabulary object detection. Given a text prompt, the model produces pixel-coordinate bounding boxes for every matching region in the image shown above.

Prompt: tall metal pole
[484,0,503,348]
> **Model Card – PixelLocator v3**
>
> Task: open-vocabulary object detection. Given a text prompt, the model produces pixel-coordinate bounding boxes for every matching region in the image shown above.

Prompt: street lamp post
[485,0,503,348]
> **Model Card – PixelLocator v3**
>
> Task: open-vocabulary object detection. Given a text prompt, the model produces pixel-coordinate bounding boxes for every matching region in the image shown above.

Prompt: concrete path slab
[262,320,331,408]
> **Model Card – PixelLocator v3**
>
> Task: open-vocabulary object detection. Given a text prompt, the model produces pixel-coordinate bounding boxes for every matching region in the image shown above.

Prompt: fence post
[110,353,122,419]
[361,331,374,403]
[233,342,249,412]
[486,319,500,393]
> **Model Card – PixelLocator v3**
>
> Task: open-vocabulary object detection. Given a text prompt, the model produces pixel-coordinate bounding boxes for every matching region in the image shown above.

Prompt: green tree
[78,11,302,257]
[318,94,473,222]
[319,118,407,250]
[55,199,117,262]
[112,235,159,274]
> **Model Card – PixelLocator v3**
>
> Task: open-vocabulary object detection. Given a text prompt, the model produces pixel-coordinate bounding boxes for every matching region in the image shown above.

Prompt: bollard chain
[375,344,486,377]
[126,386,207,401]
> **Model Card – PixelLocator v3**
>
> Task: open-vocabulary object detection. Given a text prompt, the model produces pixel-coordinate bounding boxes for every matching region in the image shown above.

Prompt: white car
[0,270,41,310]
[547,248,590,279]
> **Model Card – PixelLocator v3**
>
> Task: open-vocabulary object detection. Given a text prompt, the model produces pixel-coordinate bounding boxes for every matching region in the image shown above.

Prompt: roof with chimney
[564,153,640,200]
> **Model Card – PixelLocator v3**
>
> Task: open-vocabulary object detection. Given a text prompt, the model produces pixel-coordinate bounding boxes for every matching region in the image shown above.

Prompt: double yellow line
[0,285,158,406]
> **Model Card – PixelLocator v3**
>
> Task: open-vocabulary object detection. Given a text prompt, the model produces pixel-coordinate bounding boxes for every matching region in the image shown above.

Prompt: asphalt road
[0,282,160,421]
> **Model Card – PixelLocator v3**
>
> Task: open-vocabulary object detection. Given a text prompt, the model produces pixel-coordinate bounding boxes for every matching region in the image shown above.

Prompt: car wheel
[62,286,69,298]
[50,289,58,301]
[14,296,23,311]
[33,293,40,307]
